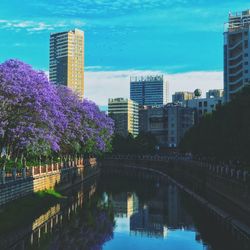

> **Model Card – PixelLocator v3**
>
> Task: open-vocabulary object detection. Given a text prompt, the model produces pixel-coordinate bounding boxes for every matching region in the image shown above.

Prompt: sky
[0,0,249,107]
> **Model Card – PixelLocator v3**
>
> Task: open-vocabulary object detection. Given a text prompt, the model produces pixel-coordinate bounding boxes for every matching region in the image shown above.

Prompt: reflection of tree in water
[98,175,157,204]
[48,195,114,250]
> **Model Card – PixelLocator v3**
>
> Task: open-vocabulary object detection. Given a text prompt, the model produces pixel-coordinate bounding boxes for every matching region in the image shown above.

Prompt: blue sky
[0,1,249,105]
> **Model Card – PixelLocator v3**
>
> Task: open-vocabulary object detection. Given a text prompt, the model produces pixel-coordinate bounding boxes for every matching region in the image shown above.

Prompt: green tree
[180,85,250,166]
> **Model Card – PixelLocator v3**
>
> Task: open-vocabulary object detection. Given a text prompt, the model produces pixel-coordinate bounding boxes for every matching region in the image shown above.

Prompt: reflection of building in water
[167,184,193,230]
[167,184,179,227]
[129,186,169,238]
[111,192,139,217]
[129,184,194,238]
[130,205,168,238]
[0,182,97,250]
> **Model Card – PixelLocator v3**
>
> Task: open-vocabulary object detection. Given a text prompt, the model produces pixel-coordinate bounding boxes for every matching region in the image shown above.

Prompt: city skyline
[0,1,249,106]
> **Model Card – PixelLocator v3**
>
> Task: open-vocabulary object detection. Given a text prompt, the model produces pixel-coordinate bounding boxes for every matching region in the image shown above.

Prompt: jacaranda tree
[0,59,114,168]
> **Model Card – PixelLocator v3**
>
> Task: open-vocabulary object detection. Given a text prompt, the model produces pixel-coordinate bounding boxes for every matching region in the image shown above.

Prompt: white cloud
[84,70,223,106]
[0,19,86,33]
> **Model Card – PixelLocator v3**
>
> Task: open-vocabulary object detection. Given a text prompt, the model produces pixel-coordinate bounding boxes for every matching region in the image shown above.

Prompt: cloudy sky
[0,0,249,107]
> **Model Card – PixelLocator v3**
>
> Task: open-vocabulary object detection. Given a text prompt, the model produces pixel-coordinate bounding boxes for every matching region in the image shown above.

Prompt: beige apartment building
[49,29,84,99]
[108,98,139,137]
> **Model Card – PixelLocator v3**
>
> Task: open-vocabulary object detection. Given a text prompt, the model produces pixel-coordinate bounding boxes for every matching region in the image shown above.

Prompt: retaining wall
[0,158,97,207]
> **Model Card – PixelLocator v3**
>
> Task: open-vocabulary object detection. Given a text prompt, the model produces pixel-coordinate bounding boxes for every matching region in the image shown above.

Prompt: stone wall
[0,158,97,207]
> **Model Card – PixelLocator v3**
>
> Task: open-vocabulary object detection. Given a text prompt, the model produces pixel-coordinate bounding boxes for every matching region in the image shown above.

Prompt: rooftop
[225,10,250,32]
[50,28,84,36]
[130,75,164,83]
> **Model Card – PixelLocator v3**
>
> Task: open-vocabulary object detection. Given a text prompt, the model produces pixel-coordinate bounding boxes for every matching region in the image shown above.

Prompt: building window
[199,102,202,107]
[245,61,249,65]
[245,40,248,48]
[204,101,207,107]
[244,53,248,57]
[245,70,249,74]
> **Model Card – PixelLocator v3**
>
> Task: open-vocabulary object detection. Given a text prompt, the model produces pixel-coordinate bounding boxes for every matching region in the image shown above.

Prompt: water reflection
[102,178,209,250]
[0,178,115,250]
[0,174,240,250]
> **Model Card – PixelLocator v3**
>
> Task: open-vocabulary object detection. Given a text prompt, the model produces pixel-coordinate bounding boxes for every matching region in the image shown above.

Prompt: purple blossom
[0,59,114,162]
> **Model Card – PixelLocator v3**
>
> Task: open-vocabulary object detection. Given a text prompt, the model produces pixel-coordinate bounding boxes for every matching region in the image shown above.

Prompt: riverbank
[0,157,98,207]
[0,168,100,250]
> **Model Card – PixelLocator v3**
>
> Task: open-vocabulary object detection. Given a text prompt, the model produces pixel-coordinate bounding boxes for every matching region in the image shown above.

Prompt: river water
[0,172,240,250]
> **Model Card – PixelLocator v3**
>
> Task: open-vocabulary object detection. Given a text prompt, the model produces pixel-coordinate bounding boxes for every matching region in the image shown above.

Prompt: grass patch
[0,189,65,235]
[36,189,65,199]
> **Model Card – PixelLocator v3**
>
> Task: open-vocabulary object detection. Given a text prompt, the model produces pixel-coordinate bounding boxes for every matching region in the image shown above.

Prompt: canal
[0,171,242,250]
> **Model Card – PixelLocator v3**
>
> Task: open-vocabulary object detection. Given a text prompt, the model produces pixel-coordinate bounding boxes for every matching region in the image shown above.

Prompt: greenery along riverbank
[111,132,157,154]
[0,59,114,170]
[180,86,250,167]
[0,189,64,235]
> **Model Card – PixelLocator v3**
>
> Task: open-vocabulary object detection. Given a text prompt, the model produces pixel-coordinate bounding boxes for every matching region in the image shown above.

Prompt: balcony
[229,71,243,83]
[229,46,243,58]
[229,63,243,74]
[229,54,243,66]
[229,40,242,50]
[229,80,243,92]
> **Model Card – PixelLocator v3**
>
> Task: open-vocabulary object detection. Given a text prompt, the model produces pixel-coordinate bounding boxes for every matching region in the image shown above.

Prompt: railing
[0,157,96,185]
[105,155,250,183]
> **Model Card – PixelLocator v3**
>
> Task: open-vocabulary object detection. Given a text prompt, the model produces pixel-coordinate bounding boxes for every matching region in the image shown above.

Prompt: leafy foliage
[180,86,250,164]
[0,59,114,167]
[112,132,157,154]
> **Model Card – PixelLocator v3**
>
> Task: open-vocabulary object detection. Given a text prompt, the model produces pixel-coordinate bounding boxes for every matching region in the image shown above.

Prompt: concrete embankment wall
[101,158,250,219]
[0,174,98,250]
[101,158,250,249]
[0,158,98,207]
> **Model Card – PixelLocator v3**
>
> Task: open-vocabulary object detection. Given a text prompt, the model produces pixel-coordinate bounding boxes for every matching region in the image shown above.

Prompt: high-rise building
[108,98,139,137]
[130,75,168,106]
[224,10,250,102]
[49,29,84,99]
[172,91,194,104]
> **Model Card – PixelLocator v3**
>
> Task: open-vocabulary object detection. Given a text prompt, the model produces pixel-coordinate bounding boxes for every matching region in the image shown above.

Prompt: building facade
[130,75,168,106]
[224,10,250,102]
[206,89,224,98]
[139,106,168,146]
[172,91,194,104]
[49,29,84,99]
[139,104,194,148]
[166,104,195,148]
[108,98,139,137]
[185,91,223,121]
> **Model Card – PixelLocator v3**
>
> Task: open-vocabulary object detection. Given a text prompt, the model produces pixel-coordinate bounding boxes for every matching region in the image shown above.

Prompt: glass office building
[130,75,168,106]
